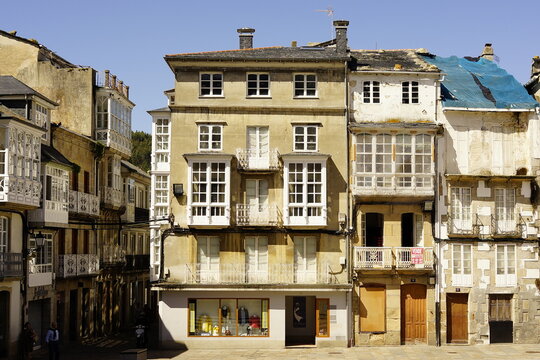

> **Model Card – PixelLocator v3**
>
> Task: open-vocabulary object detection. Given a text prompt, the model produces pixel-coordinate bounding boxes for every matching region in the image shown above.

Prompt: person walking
[45,322,60,360]
[21,322,37,360]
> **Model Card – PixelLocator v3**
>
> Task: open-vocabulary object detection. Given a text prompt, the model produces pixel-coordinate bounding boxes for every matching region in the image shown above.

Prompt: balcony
[236,204,279,226]
[0,150,41,208]
[101,244,126,266]
[447,214,484,237]
[28,200,68,225]
[353,246,434,271]
[95,129,132,158]
[236,149,280,172]
[491,215,526,238]
[183,263,343,285]
[0,252,23,277]
[28,262,53,287]
[56,254,100,278]
[187,205,230,227]
[69,190,99,217]
[352,174,434,197]
[100,186,123,209]
[135,207,150,222]
[125,254,150,271]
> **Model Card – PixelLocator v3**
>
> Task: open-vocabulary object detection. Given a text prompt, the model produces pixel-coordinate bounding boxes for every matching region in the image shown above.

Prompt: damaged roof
[0,76,58,105]
[421,55,538,110]
[165,46,348,62]
[350,49,439,72]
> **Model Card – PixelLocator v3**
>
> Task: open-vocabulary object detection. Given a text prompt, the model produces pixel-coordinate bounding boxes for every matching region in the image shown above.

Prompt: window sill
[246,96,272,99]
[293,96,319,99]
[199,95,225,99]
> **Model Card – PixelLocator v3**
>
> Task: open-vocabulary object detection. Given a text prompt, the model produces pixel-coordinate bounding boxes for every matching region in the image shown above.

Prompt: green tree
[131,131,151,172]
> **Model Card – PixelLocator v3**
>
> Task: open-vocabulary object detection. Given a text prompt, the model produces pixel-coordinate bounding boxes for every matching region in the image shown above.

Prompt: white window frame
[294,236,317,283]
[198,124,223,151]
[246,73,270,97]
[0,217,8,253]
[293,125,318,152]
[284,160,326,226]
[199,72,223,97]
[362,81,381,103]
[187,159,230,225]
[244,236,268,283]
[450,187,472,233]
[29,232,53,273]
[494,188,516,234]
[354,133,433,189]
[44,165,69,212]
[197,236,220,282]
[293,73,317,98]
[402,81,419,104]
[155,118,170,163]
[154,175,169,219]
[496,244,517,287]
[451,243,472,287]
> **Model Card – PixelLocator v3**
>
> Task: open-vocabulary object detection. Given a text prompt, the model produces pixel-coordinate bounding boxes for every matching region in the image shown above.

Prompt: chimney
[237,28,255,49]
[333,20,349,55]
[532,56,540,77]
[480,43,494,61]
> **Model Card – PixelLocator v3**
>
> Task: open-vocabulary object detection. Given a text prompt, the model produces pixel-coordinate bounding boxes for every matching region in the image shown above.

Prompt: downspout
[344,59,354,347]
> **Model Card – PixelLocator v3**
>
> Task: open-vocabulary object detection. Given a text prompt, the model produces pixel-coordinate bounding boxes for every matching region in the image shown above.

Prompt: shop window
[188,298,269,337]
[360,285,385,332]
[489,294,512,321]
[316,298,329,337]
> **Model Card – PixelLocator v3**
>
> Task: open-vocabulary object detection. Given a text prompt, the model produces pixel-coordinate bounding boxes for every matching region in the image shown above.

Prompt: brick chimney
[333,20,349,55]
[480,43,494,61]
[532,56,540,77]
[237,28,255,49]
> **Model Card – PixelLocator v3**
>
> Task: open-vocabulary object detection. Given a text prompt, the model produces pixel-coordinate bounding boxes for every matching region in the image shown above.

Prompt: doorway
[69,289,78,341]
[489,294,513,343]
[401,284,426,344]
[365,213,383,247]
[447,293,468,343]
[285,296,316,346]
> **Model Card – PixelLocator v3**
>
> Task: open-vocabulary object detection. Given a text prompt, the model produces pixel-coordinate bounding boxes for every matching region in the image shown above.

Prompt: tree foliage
[131,131,151,172]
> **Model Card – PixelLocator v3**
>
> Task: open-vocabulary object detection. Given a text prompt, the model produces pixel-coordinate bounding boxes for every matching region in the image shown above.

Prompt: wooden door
[401,284,426,343]
[447,293,468,343]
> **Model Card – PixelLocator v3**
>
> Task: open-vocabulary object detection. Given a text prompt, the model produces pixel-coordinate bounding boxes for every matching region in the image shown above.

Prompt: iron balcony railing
[491,214,526,237]
[353,246,434,270]
[56,254,100,278]
[447,213,482,237]
[0,252,23,277]
[183,263,343,285]
[236,204,279,226]
[236,148,280,171]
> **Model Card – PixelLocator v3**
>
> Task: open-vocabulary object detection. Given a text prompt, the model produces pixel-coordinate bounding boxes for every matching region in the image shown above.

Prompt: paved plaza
[31,338,540,360]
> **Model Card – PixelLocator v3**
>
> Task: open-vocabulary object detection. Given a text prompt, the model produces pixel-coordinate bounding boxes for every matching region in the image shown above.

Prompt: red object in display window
[249,315,261,329]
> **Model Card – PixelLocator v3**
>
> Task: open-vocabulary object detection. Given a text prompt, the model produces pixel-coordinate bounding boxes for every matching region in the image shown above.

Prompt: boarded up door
[401,284,426,343]
[447,293,468,343]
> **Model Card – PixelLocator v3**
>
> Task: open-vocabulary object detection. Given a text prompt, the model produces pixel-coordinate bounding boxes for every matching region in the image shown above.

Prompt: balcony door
[246,179,268,223]
[245,236,268,283]
[294,236,316,283]
[247,126,269,168]
[495,189,515,234]
[197,236,220,283]
[450,187,472,233]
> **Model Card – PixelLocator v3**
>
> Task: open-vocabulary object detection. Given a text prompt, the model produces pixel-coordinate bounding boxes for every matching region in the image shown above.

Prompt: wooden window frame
[316,298,330,337]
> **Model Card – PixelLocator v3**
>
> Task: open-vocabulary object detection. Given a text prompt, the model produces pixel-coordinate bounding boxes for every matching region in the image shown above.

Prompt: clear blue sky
[3,0,538,133]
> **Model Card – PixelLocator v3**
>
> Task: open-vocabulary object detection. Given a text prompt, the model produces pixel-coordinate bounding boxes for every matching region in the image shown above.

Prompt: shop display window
[316,298,329,337]
[188,298,269,337]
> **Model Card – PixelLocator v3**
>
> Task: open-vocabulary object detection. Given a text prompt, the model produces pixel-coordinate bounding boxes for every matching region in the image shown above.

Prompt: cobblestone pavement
[32,340,540,360]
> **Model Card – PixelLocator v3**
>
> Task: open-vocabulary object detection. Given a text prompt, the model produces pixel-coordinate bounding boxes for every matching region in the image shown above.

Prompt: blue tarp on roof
[421,55,538,110]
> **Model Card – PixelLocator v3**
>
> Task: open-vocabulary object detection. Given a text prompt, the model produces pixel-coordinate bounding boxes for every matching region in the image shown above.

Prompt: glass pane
[220,299,237,336]
[238,299,264,336]
[317,299,329,336]
[194,299,219,336]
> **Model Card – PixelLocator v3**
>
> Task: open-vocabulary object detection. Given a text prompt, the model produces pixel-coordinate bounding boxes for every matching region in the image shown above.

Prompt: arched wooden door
[401,284,427,344]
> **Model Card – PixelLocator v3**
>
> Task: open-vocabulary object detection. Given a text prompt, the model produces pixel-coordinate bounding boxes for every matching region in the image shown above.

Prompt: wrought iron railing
[56,254,100,277]
[236,148,280,171]
[236,204,279,226]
